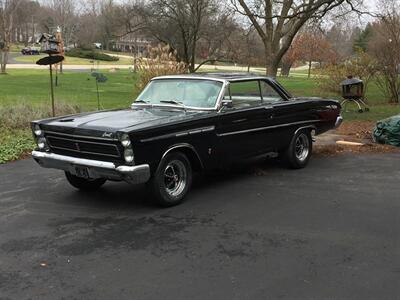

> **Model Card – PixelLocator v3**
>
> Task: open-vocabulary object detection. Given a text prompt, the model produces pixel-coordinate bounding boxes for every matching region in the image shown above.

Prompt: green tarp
[373,115,400,147]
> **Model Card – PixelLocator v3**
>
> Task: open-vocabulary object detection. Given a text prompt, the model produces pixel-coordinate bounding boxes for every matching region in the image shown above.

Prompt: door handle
[232,118,247,123]
[264,106,274,119]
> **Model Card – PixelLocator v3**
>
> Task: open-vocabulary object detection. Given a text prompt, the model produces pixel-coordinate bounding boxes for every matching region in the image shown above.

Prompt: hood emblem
[102,132,113,138]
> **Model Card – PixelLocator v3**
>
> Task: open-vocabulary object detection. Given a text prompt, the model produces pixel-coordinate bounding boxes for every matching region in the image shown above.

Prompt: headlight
[124,148,134,163]
[37,137,47,149]
[120,133,131,147]
[33,124,42,136]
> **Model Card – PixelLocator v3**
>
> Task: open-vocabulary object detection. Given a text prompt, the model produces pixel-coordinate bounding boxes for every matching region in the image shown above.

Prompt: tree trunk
[189,39,196,73]
[0,51,9,74]
[308,59,312,78]
[281,61,293,77]
[266,57,279,77]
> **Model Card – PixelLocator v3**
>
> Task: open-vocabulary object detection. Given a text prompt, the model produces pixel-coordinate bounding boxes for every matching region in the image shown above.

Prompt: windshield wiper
[159,100,187,111]
[134,99,150,103]
[159,100,185,106]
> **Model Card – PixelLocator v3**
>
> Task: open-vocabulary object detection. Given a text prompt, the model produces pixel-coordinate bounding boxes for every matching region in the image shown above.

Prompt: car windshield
[134,79,223,109]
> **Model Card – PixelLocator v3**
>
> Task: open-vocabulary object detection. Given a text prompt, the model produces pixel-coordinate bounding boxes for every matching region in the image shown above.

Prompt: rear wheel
[149,152,192,207]
[284,130,313,169]
[65,172,106,191]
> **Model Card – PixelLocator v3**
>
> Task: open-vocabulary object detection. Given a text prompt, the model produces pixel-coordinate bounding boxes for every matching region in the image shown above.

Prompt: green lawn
[1,70,316,111]
[0,69,138,163]
[0,69,138,110]
[1,69,400,119]
[14,53,134,65]
[278,77,400,121]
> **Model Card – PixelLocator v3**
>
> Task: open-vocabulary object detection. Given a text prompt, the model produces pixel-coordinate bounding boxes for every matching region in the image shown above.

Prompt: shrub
[66,49,119,62]
[0,129,36,164]
[0,102,81,129]
[134,44,187,93]
[0,102,81,164]
[317,51,377,98]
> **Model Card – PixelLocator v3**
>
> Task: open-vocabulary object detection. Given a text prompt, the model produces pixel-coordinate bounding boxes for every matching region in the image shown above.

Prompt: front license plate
[75,166,90,179]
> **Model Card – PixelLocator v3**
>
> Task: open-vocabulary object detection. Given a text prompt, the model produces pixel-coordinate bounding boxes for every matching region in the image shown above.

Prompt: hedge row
[66,49,119,62]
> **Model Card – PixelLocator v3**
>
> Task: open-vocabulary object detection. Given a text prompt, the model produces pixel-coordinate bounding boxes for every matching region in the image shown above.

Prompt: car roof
[152,72,275,82]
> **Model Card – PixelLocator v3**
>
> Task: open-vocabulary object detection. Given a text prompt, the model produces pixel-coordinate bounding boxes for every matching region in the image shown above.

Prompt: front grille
[45,131,122,162]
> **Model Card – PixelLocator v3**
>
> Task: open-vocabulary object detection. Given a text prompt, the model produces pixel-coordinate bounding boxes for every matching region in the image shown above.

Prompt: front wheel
[149,152,192,207]
[65,172,106,191]
[283,130,313,169]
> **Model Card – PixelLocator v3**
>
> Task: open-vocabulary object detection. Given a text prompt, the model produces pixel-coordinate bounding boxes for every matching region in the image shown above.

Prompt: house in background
[114,33,154,56]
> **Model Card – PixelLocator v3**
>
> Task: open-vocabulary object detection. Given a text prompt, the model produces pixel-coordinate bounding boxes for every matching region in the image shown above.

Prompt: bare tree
[227,26,265,71]
[369,3,400,103]
[0,0,22,74]
[198,11,237,61]
[145,0,216,73]
[93,0,145,50]
[46,0,78,46]
[231,0,363,77]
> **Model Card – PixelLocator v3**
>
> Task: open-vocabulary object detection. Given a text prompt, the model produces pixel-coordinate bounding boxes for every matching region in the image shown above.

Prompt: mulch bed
[314,121,400,156]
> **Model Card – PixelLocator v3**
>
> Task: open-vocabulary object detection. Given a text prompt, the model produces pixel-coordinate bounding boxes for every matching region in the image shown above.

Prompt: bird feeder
[340,76,369,113]
[38,33,60,55]
[36,33,65,117]
[341,76,364,100]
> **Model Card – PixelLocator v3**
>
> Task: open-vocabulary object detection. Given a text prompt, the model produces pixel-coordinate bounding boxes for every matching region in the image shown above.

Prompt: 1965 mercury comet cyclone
[32,73,342,206]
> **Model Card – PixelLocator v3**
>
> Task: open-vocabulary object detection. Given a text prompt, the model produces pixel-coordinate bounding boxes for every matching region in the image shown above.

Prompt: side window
[260,81,284,103]
[229,81,262,108]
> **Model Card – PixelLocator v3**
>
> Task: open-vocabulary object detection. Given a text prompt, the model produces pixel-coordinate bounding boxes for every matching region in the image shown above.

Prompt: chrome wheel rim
[295,133,310,162]
[164,160,187,197]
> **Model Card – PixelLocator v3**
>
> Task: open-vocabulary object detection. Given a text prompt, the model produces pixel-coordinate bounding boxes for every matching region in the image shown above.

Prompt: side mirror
[220,99,233,111]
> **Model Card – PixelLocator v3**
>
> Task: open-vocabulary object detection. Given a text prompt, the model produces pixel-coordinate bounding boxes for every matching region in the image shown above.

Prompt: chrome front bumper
[32,151,150,185]
[335,115,343,128]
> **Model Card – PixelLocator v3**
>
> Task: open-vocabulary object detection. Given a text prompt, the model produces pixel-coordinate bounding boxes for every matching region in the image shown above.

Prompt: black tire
[284,130,313,169]
[65,172,106,191]
[149,152,192,207]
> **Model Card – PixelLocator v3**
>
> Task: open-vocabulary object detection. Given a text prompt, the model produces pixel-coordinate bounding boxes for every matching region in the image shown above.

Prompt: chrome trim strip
[47,135,121,157]
[140,126,215,143]
[151,75,226,83]
[47,135,119,148]
[334,115,343,128]
[161,143,204,169]
[131,103,217,112]
[44,130,118,141]
[217,120,321,137]
[294,125,317,136]
[133,77,228,111]
[48,145,120,158]
[32,151,151,184]
[33,151,119,169]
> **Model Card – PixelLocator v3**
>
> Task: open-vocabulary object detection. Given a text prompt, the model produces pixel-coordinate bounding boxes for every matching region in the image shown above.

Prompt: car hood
[41,107,209,136]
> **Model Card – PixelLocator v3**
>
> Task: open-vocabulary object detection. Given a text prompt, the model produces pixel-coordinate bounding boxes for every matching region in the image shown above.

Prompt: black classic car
[32,73,342,206]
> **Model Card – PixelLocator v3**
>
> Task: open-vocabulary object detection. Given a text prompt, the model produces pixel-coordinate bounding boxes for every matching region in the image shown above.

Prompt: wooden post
[96,79,100,111]
[49,63,55,117]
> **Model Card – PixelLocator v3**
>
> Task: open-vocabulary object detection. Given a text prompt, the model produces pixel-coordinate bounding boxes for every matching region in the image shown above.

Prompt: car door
[215,80,274,161]
[260,79,316,150]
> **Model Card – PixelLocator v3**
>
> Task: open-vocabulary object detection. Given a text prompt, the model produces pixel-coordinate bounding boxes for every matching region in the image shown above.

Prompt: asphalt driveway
[0,154,399,299]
